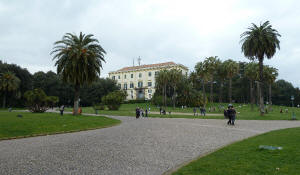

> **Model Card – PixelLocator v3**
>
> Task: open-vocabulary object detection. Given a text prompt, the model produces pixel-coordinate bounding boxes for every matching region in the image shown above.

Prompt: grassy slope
[0,111,120,139]
[66,103,299,120]
[173,127,300,175]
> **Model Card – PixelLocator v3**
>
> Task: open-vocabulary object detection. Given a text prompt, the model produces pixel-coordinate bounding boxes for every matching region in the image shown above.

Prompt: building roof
[110,61,188,73]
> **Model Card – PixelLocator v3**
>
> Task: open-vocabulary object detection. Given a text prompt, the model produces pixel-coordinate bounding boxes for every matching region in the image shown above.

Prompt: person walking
[59,105,65,116]
[227,104,236,125]
[193,107,197,116]
[136,107,140,119]
[145,109,148,117]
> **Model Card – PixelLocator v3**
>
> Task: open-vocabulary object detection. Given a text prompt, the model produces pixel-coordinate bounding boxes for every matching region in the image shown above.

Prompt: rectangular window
[131,74,133,78]
[118,75,120,79]
[112,76,115,80]
[155,71,159,76]
[124,83,127,90]
[148,82,152,87]
[139,73,142,78]
[148,72,152,77]
[124,74,127,79]
[118,84,121,89]
[130,83,134,88]
[148,89,152,93]
[138,81,143,88]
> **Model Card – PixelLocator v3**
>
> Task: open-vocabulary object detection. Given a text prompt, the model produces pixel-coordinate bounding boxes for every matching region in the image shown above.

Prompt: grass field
[65,102,300,120]
[172,127,300,175]
[0,111,120,140]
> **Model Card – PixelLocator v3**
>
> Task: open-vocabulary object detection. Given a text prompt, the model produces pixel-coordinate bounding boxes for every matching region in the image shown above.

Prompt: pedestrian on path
[59,105,65,116]
[227,104,236,125]
[136,107,140,119]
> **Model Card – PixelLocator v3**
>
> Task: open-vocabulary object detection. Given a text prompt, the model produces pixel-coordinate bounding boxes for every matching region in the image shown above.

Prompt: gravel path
[1,115,300,175]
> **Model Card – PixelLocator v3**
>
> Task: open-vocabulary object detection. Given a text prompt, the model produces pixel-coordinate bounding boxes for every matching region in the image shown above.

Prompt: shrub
[102,90,126,110]
[93,103,105,110]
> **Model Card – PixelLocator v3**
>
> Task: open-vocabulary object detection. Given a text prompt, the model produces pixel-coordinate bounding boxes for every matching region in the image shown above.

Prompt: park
[1,2,300,174]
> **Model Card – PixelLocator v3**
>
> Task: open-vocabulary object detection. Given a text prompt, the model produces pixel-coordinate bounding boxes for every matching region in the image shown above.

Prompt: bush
[102,90,127,110]
[93,103,105,110]
[124,99,147,104]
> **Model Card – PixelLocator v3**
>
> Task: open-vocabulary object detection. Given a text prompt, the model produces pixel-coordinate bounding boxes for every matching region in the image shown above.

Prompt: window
[118,75,120,79]
[149,94,152,99]
[148,82,152,87]
[118,84,121,89]
[139,73,142,78]
[138,81,143,88]
[148,72,152,77]
[155,71,159,76]
[148,89,152,93]
[112,76,115,80]
[130,83,134,88]
[131,74,133,78]
[124,74,127,79]
[124,83,127,90]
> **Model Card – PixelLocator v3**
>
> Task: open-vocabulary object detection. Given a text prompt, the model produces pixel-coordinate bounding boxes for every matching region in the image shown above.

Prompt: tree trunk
[210,80,213,103]
[2,92,6,109]
[202,80,206,107]
[269,83,272,111]
[256,81,259,106]
[219,81,223,103]
[173,86,176,109]
[229,77,232,103]
[259,58,265,115]
[73,84,80,115]
[250,80,254,111]
[164,84,167,107]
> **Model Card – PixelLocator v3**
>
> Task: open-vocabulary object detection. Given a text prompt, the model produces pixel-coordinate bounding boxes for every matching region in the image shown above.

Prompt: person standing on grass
[59,105,65,116]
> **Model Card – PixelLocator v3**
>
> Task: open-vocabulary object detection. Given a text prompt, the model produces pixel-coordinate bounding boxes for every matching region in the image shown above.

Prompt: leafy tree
[155,70,169,107]
[168,69,183,108]
[245,62,259,111]
[216,60,227,103]
[223,59,239,103]
[51,32,106,115]
[0,72,20,108]
[195,61,208,106]
[241,21,281,115]
[102,90,127,110]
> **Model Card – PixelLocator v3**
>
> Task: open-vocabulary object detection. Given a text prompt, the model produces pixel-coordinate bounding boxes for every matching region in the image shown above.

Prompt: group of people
[136,107,149,118]
[224,104,236,125]
[193,107,206,116]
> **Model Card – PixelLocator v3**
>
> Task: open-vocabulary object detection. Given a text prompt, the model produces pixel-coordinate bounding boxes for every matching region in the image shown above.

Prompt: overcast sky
[1,0,300,87]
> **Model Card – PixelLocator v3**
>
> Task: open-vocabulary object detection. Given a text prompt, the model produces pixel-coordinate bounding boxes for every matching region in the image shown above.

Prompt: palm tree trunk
[202,80,206,107]
[164,84,167,107]
[256,81,259,106]
[210,80,213,103]
[219,81,223,103]
[173,86,176,109]
[250,80,254,111]
[73,84,80,115]
[269,83,272,111]
[2,92,6,108]
[229,78,232,103]
[259,59,265,115]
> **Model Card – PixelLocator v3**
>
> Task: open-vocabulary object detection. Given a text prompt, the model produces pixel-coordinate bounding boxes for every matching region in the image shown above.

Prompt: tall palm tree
[169,69,182,108]
[51,32,106,115]
[195,61,208,107]
[241,21,281,115]
[203,56,220,103]
[264,65,278,111]
[156,69,169,107]
[216,61,227,103]
[245,62,259,111]
[223,59,239,103]
[0,72,20,108]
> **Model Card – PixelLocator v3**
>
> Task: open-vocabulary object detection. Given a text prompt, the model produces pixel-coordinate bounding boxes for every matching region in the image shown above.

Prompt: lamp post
[291,95,296,120]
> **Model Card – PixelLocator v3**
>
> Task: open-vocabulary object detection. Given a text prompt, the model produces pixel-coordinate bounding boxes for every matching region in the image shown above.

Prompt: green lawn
[0,111,120,140]
[65,103,300,120]
[173,127,300,175]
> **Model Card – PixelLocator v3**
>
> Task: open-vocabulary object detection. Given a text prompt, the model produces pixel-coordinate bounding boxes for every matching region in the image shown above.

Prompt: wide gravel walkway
[1,115,300,175]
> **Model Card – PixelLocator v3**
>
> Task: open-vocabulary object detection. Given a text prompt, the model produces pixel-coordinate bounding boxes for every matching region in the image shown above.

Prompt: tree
[216,61,227,103]
[168,69,183,108]
[223,59,239,103]
[0,72,20,108]
[195,62,208,106]
[203,56,220,103]
[102,90,127,110]
[245,62,259,111]
[241,21,281,115]
[155,70,169,107]
[264,65,278,110]
[51,32,106,115]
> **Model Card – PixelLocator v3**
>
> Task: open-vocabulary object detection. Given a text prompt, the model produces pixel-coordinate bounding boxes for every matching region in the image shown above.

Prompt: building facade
[108,62,188,100]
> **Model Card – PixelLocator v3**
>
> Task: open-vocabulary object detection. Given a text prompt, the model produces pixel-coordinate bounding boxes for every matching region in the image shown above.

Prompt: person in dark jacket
[227,104,236,125]
[136,107,140,119]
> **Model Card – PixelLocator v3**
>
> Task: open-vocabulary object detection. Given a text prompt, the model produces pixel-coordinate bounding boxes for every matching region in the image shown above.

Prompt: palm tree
[216,61,227,103]
[169,69,182,108]
[203,56,220,103]
[245,62,259,111]
[195,62,208,107]
[241,21,281,115]
[223,59,239,103]
[264,65,278,111]
[51,32,106,115]
[156,70,169,107]
[0,72,20,108]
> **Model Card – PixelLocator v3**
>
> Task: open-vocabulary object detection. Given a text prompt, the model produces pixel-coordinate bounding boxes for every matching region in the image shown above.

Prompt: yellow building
[108,62,188,100]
